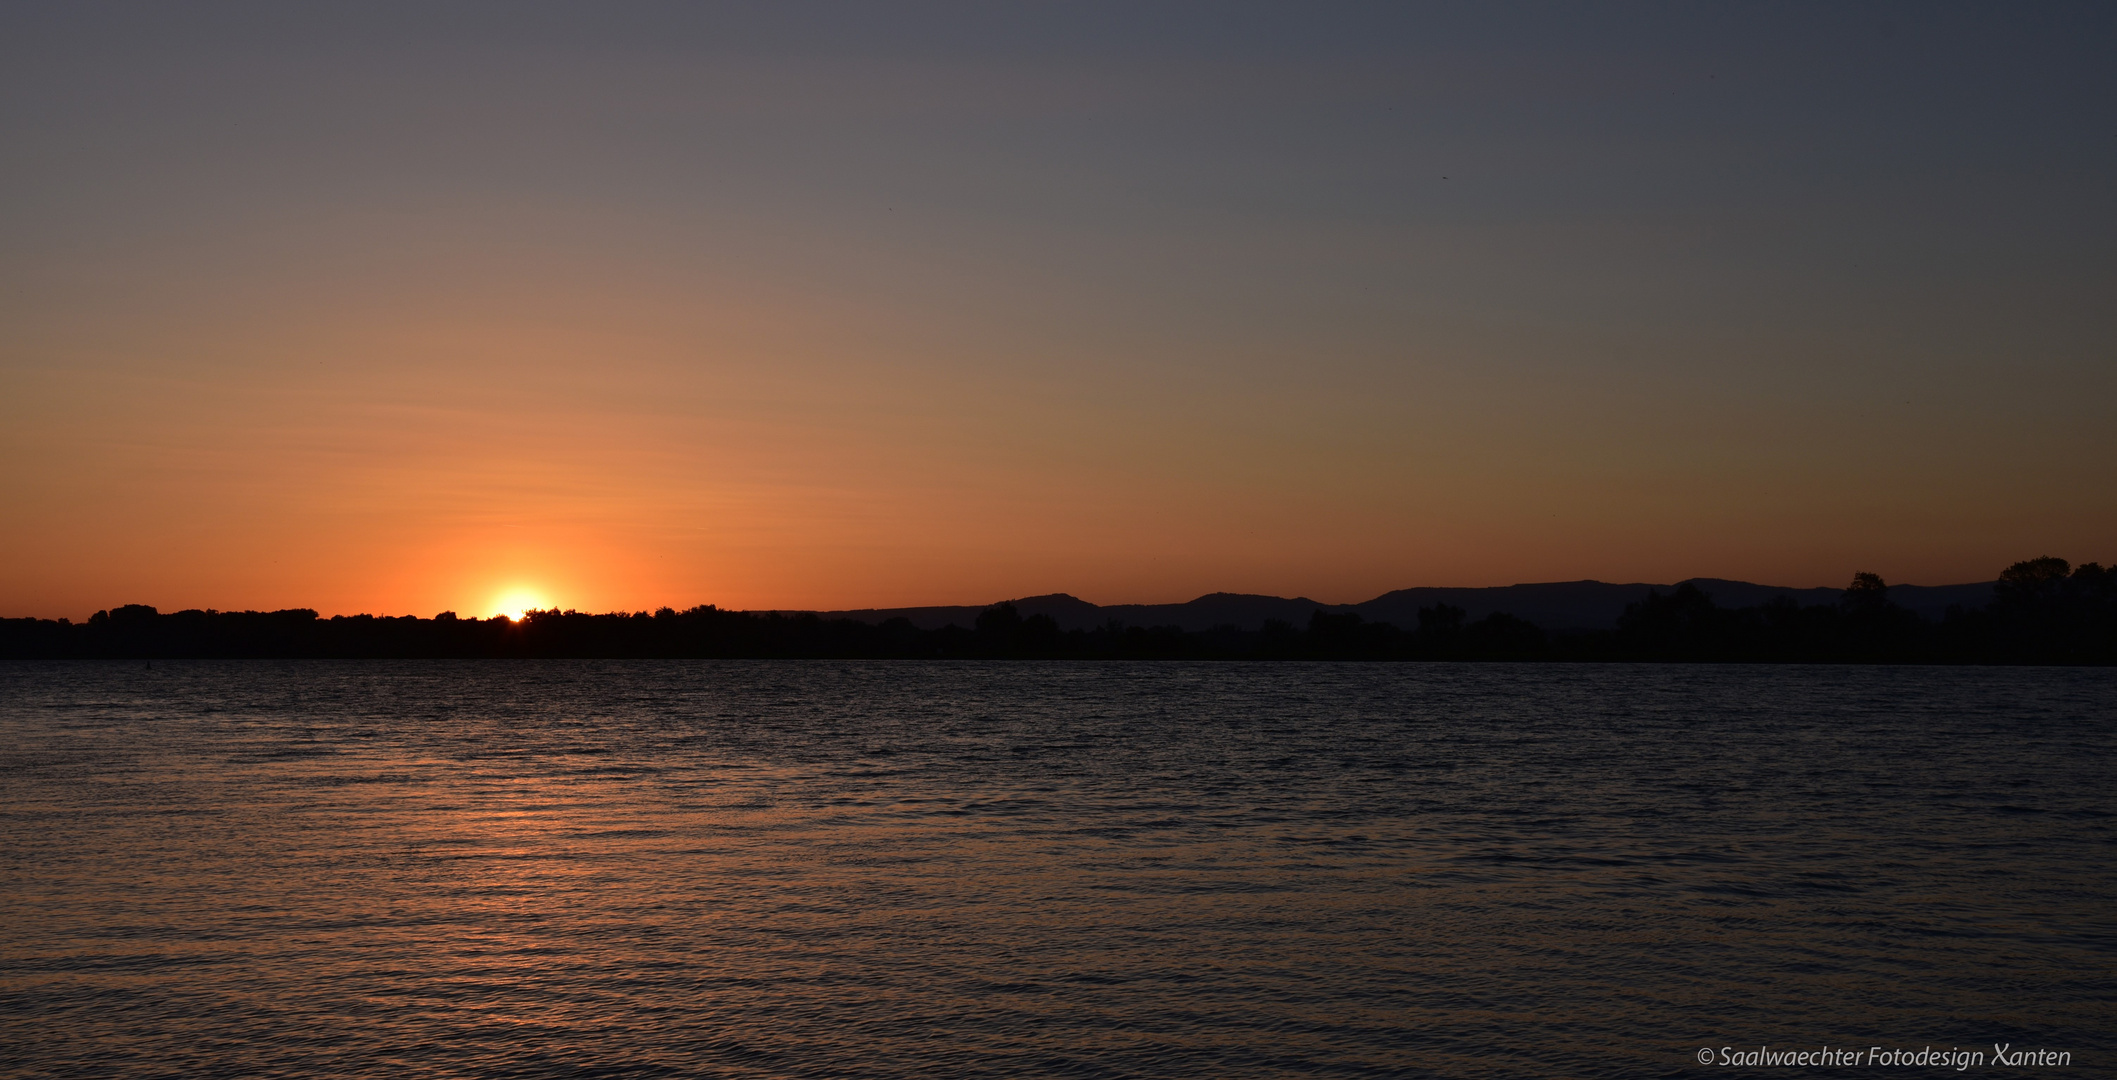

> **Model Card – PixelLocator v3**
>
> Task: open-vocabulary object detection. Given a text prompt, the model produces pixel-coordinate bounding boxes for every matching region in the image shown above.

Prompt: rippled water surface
[3,661,2113,1078]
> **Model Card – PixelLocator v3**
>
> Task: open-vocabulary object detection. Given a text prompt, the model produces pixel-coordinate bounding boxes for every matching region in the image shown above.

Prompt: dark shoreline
[6,557,2111,665]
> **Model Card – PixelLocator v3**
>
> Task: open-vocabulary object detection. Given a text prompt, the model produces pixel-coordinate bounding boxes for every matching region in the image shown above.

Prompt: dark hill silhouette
[821,579,1997,632]
[817,591,1348,632]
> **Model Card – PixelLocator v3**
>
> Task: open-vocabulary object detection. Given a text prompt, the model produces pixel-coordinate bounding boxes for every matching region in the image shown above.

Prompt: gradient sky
[4,2,2114,619]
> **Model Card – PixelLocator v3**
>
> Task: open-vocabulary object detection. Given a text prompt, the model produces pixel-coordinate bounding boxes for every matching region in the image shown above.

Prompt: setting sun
[492,589,552,621]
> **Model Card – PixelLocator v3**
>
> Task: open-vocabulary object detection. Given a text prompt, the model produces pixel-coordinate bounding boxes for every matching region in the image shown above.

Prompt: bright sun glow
[492,589,552,621]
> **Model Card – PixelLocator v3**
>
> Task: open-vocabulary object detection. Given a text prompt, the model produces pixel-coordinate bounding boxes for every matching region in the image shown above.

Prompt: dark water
[2,662,2112,1078]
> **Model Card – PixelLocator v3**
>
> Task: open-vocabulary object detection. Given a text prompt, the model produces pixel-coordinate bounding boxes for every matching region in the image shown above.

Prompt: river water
[2,661,2112,1077]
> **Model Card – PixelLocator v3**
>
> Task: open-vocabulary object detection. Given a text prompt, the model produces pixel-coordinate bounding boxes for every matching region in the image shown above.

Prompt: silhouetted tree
[975,602,1023,638]
[1984,557,2116,663]
[1841,572,1890,613]
[973,603,1061,657]
[1417,604,1465,636]
[1305,609,1397,658]
[1615,583,1729,660]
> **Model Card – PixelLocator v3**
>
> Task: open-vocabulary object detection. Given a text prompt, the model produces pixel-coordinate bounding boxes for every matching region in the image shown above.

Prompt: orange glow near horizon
[2,309,2109,622]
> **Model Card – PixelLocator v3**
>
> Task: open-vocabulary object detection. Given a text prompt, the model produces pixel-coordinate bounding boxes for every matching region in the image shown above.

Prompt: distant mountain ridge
[813,579,1998,633]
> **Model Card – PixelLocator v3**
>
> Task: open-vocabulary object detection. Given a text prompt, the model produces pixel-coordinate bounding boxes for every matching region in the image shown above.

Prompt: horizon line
[19,572,2017,624]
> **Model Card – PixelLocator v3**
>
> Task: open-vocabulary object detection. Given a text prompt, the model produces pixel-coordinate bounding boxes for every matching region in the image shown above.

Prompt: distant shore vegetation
[3,558,2111,664]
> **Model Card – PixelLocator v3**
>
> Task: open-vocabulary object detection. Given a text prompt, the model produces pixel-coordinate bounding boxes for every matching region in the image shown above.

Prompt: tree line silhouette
[3,558,2110,663]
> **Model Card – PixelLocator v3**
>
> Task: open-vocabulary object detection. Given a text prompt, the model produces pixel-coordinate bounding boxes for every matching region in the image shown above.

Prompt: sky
[3,1,2114,619]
